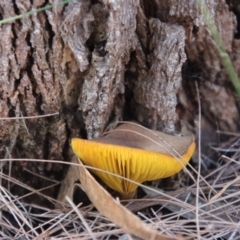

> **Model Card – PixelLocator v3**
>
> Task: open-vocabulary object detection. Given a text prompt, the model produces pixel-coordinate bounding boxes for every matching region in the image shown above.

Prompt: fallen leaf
[56,156,79,206]
[78,158,180,240]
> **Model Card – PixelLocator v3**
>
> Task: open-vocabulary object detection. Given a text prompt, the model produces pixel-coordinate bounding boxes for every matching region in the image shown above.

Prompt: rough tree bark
[0,0,239,201]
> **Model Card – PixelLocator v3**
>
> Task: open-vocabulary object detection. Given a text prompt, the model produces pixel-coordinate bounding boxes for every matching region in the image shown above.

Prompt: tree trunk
[0,0,239,201]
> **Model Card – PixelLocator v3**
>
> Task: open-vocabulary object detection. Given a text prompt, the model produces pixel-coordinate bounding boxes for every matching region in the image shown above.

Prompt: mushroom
[71,123,196,198]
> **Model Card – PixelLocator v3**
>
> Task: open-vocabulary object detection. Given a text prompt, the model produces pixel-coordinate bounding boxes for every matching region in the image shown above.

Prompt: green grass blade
[196,0,240,96]
[0,0,73,25]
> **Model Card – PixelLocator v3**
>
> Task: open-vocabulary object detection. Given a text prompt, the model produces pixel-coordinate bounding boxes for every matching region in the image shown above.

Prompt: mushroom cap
[71,123,196,194]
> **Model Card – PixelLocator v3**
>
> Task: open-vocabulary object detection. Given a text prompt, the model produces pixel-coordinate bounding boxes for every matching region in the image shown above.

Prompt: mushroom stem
[121,191,136,200]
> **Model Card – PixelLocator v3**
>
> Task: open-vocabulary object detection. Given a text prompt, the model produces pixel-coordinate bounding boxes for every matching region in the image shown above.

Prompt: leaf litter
[0,123,240,239]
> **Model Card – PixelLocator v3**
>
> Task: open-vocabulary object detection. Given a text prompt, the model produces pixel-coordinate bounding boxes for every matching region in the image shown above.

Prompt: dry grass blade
[66,197,96,240]
[195,81,201,239]
[210,175,240,201]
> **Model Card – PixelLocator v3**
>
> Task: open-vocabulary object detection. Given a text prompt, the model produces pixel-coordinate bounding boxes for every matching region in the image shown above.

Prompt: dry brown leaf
[77,158,181,240]
[56,156,79,206]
